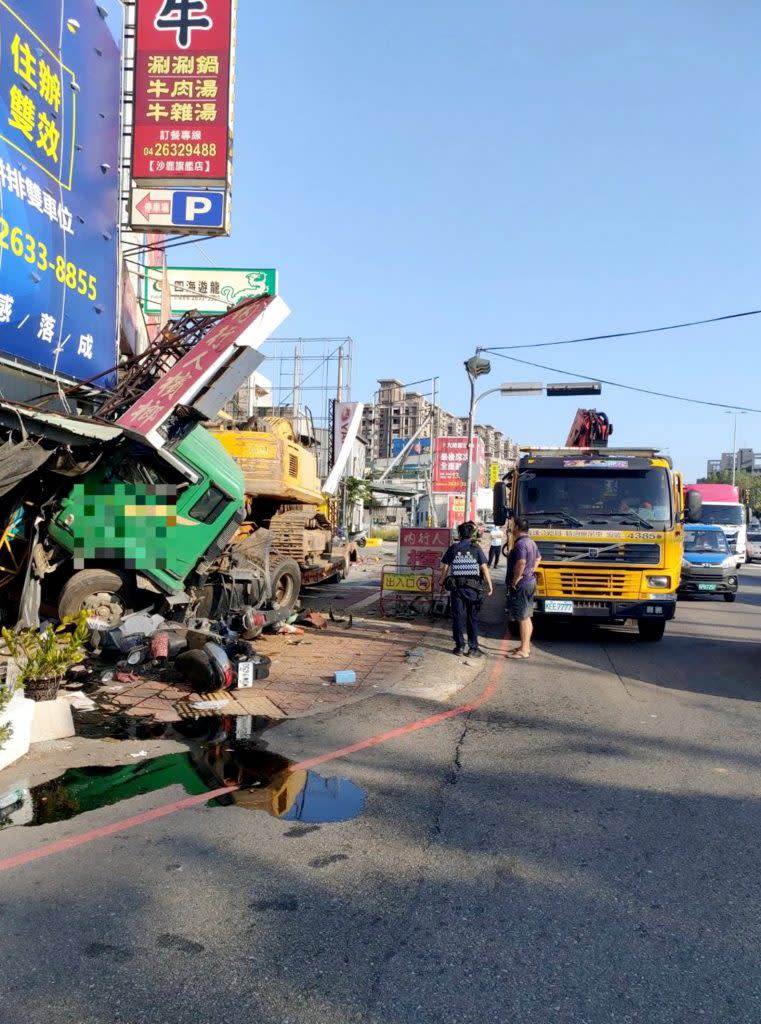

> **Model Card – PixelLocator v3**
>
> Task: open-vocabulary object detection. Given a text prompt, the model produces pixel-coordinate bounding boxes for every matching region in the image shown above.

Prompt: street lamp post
[725,409,748,487]
[461,354,602,523]
[463,357,492,522]
[463,357,545,520]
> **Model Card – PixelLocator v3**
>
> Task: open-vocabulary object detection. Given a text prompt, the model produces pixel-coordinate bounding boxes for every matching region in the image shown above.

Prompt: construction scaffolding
[259,337,353,424]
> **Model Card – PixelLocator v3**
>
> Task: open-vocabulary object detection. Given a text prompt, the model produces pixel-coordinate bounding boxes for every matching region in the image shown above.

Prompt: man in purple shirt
[506,517,541,659]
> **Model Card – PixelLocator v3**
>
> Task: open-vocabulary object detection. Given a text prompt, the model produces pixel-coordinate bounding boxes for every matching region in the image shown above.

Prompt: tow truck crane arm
[566,409,613,448]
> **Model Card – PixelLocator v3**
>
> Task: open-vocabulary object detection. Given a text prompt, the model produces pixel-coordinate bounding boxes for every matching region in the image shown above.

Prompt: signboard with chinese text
[0,0,120,384]
[447,494,476,528]
[132,0,235,186]
[144,266,278,316]
[129,185,228,234]
[382,571,433,594]
[489,462,500,488]
[399,526,450,594]
[379,565,434,617]
[432,436,485,494]
[117,295,290,447]
[399,527,451,573]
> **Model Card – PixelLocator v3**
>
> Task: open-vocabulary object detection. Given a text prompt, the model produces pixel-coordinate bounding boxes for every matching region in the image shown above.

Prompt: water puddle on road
[0,718,366,830]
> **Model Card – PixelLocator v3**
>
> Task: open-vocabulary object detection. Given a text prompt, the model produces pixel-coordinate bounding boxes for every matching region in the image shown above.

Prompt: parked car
[747,531,761,563]
[679,524,739,602]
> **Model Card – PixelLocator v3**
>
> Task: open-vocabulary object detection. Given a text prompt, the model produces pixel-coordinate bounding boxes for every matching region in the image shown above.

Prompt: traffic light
[545,381,602,396]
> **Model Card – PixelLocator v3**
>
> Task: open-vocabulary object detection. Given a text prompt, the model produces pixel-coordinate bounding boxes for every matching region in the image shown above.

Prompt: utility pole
[464,356,491,521]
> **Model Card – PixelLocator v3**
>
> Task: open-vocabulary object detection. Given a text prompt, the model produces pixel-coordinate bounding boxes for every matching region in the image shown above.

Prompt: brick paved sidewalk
[91,612,446,724]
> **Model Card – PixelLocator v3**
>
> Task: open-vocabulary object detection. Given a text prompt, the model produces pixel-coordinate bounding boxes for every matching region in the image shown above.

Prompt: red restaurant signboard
[132,0,235,185]
[117,296,280,444]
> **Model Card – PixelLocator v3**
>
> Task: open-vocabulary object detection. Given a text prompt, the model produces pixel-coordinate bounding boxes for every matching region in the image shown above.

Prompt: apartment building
[706,449,761,477]
[362,378,519,471]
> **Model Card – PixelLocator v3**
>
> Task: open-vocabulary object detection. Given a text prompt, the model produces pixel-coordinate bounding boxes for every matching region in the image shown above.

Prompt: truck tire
[637,619,666,642]
[325,559,349,584]
[723,592,737,603]
[270,556,301,612]
[58,569,132,626]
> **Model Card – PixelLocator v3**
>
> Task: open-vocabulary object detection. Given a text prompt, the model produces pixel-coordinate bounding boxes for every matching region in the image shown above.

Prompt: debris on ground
[298,610,328,630]
[63,691,97,712]
[108,612,166,654]
[274,623,305,636]
[329,608,354,628]
[334,670,357,685]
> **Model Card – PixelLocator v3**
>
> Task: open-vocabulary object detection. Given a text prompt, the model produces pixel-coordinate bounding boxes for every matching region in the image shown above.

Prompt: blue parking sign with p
[171,191,225,228]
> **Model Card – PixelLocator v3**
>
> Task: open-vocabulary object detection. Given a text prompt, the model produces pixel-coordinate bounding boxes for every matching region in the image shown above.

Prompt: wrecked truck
[0,406,301,630]
[0,295,300,629]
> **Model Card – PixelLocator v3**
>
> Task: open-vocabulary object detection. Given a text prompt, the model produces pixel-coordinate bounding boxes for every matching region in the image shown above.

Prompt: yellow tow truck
[495,447,702,641]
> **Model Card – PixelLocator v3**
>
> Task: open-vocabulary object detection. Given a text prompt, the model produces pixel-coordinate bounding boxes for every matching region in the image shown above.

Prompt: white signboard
[129,187,229,235]
[143,267,278,316]
[324,402,364,496]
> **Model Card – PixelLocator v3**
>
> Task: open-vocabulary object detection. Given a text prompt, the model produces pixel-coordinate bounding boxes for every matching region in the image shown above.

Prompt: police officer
[441,521,493,657]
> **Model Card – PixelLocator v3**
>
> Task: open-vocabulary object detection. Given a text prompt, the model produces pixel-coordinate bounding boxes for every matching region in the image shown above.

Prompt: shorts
[507,581,536,621]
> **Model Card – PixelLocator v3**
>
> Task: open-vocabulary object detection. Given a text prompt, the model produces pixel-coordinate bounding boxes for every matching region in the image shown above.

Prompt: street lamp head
[465,356,491,379]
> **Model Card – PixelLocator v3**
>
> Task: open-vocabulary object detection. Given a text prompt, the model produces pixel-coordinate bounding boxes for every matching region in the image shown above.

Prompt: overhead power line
[481,307,761,352]
[486,350,761,414]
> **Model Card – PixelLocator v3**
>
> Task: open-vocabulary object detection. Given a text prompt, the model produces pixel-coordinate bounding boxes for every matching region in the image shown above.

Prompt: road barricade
[379,565,434,618]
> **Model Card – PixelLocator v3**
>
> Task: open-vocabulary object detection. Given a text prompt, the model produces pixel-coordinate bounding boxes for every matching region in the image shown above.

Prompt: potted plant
[0,682,12,749]
[1,612,90,702]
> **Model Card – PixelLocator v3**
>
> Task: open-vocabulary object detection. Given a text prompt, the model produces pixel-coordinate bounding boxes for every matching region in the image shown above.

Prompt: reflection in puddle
[0,718,366,829]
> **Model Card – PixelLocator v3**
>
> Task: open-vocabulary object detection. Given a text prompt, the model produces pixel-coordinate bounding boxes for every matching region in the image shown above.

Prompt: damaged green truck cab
[47,426,249,619]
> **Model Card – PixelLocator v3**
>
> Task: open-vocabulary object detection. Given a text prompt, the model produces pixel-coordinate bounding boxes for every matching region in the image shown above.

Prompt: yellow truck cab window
[518,468,673,530]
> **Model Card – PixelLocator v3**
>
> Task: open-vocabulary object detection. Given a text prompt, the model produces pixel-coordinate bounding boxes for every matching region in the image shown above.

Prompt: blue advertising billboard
[391,436,432,458]
[0,0,121,385]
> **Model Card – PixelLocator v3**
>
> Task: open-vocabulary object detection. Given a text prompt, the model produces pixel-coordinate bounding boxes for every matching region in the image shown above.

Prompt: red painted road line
[290,634,510,771]
[0,785,238,874]
[0,632,511,875]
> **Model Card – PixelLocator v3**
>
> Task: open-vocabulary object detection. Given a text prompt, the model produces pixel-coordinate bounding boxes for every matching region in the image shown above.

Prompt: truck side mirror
[685,491,702,523]
[493,481,512,527]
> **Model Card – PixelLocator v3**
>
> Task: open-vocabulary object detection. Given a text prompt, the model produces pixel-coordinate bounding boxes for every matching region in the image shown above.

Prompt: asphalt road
[3,566,761,1023]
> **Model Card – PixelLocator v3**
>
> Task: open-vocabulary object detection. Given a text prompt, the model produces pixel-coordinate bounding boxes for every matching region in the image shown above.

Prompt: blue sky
[203,1,759,481]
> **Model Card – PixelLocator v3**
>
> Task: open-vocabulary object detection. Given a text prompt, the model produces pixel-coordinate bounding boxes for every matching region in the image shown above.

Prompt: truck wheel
[637,619,666,642]
[58,569,132,626]
[270,557,301,612]
[325,559,349,584]
[723,592,737,603]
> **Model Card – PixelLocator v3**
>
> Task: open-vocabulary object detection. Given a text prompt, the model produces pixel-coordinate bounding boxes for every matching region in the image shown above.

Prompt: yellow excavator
[213,417,352,587]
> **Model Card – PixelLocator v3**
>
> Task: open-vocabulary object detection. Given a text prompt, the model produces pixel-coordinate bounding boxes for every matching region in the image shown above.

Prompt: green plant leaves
[0,610,90,686]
